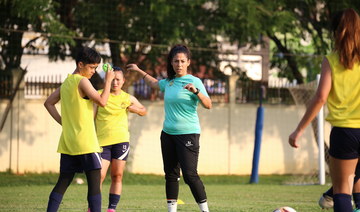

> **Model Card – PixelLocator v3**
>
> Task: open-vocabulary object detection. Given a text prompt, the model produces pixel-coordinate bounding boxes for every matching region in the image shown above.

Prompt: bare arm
[184,83,212,109]
[126,64,159,89]
[288,57,332,148]
[44,87,62,125]
[78,70,115,107]
[127,95,147,116]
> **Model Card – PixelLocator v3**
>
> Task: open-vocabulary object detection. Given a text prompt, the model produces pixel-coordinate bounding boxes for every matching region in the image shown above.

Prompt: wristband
[143,73,148,79]
[194,88,200,95]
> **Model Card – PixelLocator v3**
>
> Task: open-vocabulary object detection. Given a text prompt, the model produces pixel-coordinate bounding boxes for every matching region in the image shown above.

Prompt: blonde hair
[332,8,360,69]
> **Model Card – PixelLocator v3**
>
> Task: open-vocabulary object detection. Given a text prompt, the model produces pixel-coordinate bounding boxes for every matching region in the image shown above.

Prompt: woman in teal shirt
[127,44,212,212]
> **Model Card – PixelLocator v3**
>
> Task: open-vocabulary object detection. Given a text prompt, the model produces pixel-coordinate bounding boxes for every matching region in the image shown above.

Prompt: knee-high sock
[47,191,63,212]
[333,193,353,212]
[108,193,120,210]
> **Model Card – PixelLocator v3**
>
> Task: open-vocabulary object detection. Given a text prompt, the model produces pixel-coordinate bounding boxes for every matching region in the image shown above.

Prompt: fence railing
[133,78,229,103]
[236,80,296,105]
[24,75,62,98]
[0,71,13,99]
[21,74,295,104]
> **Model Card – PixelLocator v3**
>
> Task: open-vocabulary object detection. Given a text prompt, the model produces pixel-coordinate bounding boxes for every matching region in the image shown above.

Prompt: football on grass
[273,206,296,212]
[75,177,84,185]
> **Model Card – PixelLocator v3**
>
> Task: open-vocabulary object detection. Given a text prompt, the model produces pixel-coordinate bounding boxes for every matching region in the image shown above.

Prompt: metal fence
[133,78,228,103]
[0,71,13,99]
[133,77,295,104]
[20,75,295,104]
[24,75,62,99]
[236,80,296,105]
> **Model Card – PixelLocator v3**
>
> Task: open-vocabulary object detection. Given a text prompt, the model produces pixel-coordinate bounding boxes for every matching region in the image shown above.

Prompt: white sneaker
[318,194,333,209]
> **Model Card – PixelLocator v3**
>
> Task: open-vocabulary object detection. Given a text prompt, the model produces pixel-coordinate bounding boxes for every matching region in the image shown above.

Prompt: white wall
[0,91,331,175]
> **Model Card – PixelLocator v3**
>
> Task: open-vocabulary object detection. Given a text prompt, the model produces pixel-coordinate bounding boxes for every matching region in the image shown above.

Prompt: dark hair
[166,44,191,80]
[112,66,124,76]
[331,8,360,69]
[113,66,123,71]
[75,47,101,65]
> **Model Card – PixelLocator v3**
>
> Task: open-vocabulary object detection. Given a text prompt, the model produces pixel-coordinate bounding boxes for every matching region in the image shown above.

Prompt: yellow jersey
[95,90,131,146]
[326,52,360,127]
[58,74,101,155]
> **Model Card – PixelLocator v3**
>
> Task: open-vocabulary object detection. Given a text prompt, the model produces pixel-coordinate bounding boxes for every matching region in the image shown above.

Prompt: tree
[0,0,75,71]
[67,0,224,88]
[216,0,360,83]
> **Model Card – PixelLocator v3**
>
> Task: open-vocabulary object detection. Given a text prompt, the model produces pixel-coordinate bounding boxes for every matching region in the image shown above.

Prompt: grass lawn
[0,172,331,211]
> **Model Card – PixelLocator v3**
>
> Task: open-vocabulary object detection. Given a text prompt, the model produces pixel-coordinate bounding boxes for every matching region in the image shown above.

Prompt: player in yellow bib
[95,66,147,212]
[289,9,360,212]
[44,47,115,212]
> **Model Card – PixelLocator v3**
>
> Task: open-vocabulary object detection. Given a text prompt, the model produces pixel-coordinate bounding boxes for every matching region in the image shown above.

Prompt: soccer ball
[273,206,296,212]
[74,177,84,185]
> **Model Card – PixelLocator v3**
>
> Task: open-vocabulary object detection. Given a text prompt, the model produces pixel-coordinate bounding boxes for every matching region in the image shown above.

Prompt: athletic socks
[324,187,333,197]
[108,193,120,210]
[198,200,210,212]
[333,193,353,212]
[88,193,102,212]
[353,193,360,209]
[47,191,63,212]
[167,199,177,212]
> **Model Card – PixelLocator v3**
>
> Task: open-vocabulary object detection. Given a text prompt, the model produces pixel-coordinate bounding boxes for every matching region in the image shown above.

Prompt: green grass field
[0,172,331,211]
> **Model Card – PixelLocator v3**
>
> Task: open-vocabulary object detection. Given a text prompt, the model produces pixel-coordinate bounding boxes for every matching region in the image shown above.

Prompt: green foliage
[0,0,75,70]
[2,0,360,83]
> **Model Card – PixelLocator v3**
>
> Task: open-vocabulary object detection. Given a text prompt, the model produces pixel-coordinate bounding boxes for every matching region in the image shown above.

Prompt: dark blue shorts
[101,142,130,161]
[60,153,102,173]
[329,127,360,159]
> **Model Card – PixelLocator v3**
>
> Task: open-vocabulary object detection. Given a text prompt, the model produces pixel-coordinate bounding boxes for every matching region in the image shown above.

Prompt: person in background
[289,8,360,212]
[127,44,212,212]
[95,66,147,212]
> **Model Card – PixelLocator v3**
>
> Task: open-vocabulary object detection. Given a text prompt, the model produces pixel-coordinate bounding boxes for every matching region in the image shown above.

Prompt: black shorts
[101,142,130,161]
[329,127,360,159]
[60,153,102,173]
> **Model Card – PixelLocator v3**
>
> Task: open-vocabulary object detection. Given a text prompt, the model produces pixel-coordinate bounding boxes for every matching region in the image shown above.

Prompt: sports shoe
[107,209,116,212]
[318,194,333,209]
[354,208,360,212]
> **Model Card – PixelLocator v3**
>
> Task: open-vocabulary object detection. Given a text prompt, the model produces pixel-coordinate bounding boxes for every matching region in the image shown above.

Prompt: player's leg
[176,134,209,212]
[100,145,112,186]
[47,154,77,212]
[161,131,181,212]
[318,186,334,209]
[106,159,126,211]
[319,161,360,209]
[352,161,360,211]
[330,157,357,212]
[107,143,129,212]
[83,153,102,212]
[329,127,360,212]
[47,172,75,212]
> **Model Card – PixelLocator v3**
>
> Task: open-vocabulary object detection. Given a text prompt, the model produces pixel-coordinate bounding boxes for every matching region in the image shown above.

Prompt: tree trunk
[268,34,304,84]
